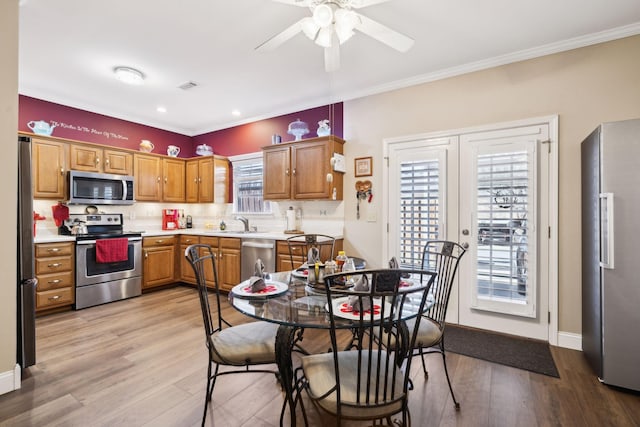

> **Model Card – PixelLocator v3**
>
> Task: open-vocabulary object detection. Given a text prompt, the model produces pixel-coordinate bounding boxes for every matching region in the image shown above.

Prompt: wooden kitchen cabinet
[35,242,75,312]
[134,154,186,202]
[262,135,345,200]
[32,138,68,199]
[185,156,228,203]
[69,144,134,175]
[162,158,186,202]
[275,238,343,272]
[179,235,200,284]
[142,235,177,289]
[214,157,229,203]
[200,236,240,292]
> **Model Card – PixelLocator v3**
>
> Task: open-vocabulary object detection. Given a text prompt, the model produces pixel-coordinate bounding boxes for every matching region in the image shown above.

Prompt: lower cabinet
[178,235,241,293]
[142,236,177,289]
[275,238,343,272]
[35,242,75,312]
[179,235,200,285]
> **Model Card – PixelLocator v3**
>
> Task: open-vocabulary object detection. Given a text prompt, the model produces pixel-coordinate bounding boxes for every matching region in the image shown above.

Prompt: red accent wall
[18,95,192,157]
[192,103,343,157]
[18,96,343,158]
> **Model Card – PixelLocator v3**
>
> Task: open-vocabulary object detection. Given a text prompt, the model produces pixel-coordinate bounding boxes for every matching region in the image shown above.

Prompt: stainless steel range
[60,214,142,309]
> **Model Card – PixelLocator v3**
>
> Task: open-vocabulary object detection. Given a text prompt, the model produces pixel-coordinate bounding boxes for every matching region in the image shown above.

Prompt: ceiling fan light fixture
[301,17,320,41]
[312,4,334,28]
[113,66,144,85]
[315,26,333,48]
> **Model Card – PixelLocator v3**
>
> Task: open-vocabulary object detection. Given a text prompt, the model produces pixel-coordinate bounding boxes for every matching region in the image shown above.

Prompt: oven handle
[76,237,142,245]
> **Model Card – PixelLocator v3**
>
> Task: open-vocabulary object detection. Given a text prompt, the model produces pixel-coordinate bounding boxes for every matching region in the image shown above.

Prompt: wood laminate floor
[1,286,639,426]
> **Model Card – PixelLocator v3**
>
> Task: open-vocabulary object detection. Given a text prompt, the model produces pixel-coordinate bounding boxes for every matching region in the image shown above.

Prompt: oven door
[76,237,142,287]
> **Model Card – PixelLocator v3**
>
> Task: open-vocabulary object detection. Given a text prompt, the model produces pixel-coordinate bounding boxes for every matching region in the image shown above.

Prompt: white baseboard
[557,331,582,351]
[0,364,21,396]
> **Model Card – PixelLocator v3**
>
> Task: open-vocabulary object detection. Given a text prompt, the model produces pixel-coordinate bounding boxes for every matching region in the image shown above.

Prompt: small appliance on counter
[284,206,303,234]
[162,209,179,230]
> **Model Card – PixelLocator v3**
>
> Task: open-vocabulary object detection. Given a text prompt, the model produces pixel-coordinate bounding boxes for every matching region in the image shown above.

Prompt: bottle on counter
[220,220,226,230]
[335,250,347,272]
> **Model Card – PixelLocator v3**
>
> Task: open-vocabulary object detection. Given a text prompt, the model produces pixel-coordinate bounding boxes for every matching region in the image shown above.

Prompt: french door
[385,117,557,341]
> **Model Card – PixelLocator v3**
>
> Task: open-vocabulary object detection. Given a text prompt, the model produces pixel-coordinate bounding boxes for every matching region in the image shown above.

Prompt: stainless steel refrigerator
[17,135,36,368]
[581,118,640,391]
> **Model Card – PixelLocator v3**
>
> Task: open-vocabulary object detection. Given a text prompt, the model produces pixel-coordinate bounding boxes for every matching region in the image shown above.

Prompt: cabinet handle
[48,279,62,284]
[155,240,164,244]
[106,158,110,166]
[292,168,296,176]
[198,177,202,183]
[47,248,61,253]
[157,176,161,183]
[164,177,168,184]
[48,295,61,301]
[96,157,100,166]
[285,168,289,176]
[60,167,64,176]
[144,251,148,259]
[47,263,62,268]
[194,178,198,183]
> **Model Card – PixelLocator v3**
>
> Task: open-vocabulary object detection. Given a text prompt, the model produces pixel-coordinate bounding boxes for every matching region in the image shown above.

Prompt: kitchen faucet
[235,215,250,232]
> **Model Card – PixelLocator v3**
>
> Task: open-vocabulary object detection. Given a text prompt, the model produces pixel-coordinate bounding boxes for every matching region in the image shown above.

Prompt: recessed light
[113,66,144,85]
[232,110,241,117]
[157,106,167,113]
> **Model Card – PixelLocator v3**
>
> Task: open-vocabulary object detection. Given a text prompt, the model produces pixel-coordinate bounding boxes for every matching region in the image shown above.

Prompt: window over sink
[230,152,272,214]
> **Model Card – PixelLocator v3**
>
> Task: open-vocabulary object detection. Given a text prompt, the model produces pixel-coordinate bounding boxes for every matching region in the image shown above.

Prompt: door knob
[461,242,469,249]
[462,229,470,236]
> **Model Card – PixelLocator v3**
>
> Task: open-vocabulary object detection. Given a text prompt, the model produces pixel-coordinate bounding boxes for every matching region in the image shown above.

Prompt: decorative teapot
[27,120,56,136]
[66,219,88,235]
[139,140,154,152]
[167,145,180,157]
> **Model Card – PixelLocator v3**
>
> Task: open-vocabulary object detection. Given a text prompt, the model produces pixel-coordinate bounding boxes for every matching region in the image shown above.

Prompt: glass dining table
[228,270,433,426]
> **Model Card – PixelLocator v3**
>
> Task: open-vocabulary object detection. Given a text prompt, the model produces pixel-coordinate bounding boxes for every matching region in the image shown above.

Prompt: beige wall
[0,0,19,376]
[342,35,640,335]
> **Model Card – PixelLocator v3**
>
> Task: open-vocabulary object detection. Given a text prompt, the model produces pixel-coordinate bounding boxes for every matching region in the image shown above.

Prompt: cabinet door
[263,146,291,200]
[32,139,67,199]
[185,159,200,203]
[200,237,219,288]
[180,235,200,284]
[134,154,162,201]
[104,149,133,175]
[162,158,186,202]
[198,158,214,203]
[70,144,102,172]
[292,140,331,199]
[218,247,241,292]
[143,245,175,288]
[214,158,229,204]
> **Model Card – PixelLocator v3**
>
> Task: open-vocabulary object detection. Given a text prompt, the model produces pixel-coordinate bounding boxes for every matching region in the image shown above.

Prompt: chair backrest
[323,268,437,418]
[420,240,466,328]
[185,244,226,342]
[286,234,336,269]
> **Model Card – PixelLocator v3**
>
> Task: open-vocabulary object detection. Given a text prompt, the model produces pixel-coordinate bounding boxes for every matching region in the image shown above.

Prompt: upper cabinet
[32,137,68,199]
[69,144,133,175]
[186,157,229,203]
[262,135,345,200]
[134,154,186,202]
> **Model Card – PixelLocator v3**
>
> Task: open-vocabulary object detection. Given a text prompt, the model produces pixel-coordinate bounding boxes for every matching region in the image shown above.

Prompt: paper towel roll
[286,208,296,231]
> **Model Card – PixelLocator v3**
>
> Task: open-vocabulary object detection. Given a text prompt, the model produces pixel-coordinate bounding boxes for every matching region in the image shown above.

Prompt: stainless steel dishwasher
[240,238,276,281]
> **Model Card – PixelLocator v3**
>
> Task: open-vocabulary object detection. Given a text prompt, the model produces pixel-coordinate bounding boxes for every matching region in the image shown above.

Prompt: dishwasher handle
[242,241,274,249]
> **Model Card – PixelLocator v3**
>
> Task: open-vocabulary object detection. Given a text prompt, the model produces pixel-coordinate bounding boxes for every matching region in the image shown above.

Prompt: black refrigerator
[17,135,36,368]
[581,118,640,391]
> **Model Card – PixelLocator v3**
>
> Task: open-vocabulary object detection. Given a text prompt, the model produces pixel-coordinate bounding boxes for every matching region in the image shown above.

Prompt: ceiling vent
[178,81,198,90]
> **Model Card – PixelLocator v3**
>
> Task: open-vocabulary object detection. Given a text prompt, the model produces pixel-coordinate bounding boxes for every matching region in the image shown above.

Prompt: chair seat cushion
[211,321,278,365]
[301,350,406,419]
[407,317,442,348]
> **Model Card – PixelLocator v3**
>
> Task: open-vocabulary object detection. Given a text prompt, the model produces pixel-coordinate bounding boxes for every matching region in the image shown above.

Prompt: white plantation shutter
[231,153,271,214]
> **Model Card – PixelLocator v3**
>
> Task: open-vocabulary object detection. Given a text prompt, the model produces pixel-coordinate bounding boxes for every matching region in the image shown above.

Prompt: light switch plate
[367,211,377,222]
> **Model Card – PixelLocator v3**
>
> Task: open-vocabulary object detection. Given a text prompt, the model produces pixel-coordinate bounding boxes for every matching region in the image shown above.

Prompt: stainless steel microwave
[67,171,135,205]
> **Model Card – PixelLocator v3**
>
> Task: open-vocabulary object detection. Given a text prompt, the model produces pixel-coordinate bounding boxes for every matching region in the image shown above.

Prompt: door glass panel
[398,159,441,268]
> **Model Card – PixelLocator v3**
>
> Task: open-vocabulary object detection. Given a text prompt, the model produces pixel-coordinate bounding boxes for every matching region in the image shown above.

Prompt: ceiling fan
[256,0,414,72]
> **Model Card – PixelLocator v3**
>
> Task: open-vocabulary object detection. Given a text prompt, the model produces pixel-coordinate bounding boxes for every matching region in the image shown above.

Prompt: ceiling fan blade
[270,0,312,7]
[255,18,305,51]
[324,44,340,72]
[349,0,392,8]
[354,12,414,52]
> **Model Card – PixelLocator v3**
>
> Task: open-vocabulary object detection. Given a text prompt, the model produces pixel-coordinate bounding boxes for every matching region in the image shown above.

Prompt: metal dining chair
[286,234,336,270]
[295,268,437,426]
[412,240,466,409]
[185,244,280,426]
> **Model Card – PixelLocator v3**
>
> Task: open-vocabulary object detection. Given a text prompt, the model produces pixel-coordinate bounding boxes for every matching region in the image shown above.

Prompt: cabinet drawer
[36,256,73,275]
[200,236,219,247]
[37,271,74,291]
[219,237,241,250]
[35,243,73,257]
[143,235,177,247]
[180,235,200,245]
[36,287,73,309]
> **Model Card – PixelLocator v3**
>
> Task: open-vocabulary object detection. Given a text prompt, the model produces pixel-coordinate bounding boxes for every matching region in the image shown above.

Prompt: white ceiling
[18,0,640,136]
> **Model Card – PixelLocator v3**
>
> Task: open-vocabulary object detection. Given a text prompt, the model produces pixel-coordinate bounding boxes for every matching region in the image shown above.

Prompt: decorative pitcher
[139,140,154,152]
[167,145,180,157]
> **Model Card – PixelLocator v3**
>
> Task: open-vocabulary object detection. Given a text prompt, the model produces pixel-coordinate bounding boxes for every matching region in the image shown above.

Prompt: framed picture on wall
[354,156,372,177]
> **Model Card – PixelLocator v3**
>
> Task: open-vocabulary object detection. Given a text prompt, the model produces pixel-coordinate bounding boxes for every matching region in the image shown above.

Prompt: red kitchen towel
[95,238,128,263]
